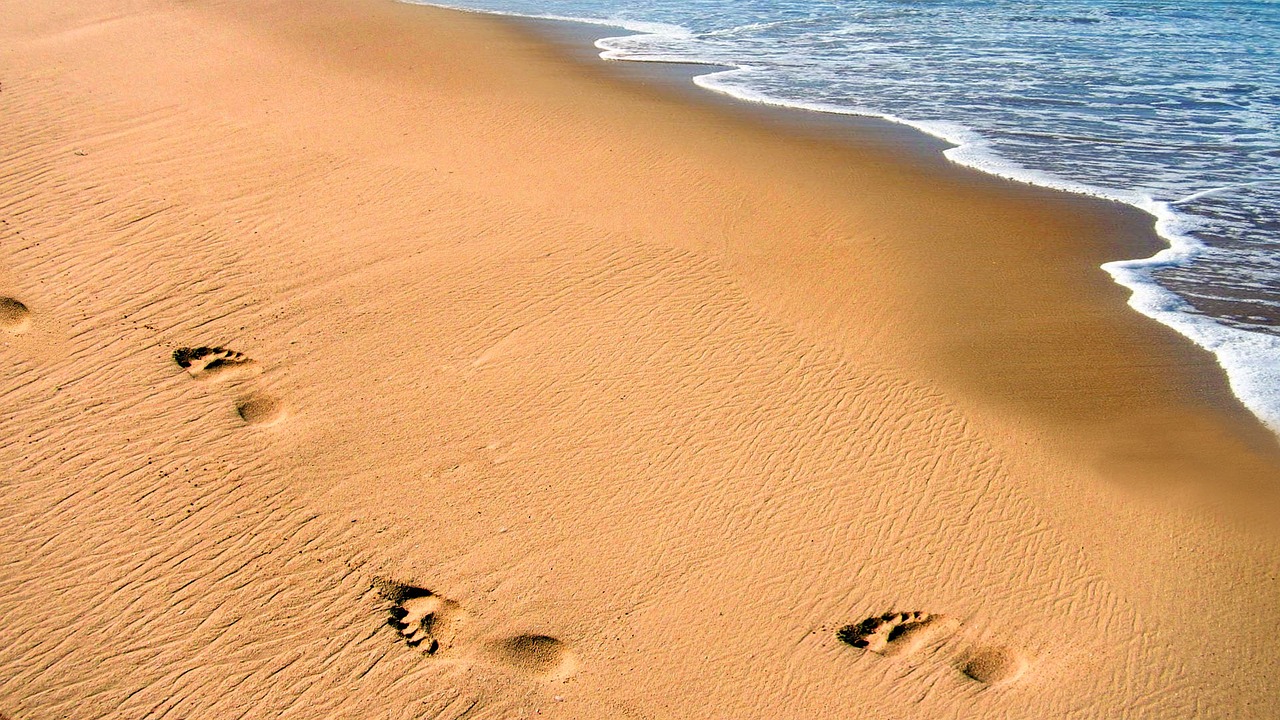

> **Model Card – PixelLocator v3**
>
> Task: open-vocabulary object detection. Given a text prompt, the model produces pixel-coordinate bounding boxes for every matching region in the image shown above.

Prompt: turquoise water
[416,0,1280,433]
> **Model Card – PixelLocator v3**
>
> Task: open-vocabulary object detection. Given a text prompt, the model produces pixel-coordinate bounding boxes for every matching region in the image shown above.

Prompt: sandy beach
[2,0,1278,717]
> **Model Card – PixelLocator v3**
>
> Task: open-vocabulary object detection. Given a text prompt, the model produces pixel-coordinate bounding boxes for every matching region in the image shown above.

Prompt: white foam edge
[1100,207,1280,435]
[402,0,690,38]
[407,1,1280,436]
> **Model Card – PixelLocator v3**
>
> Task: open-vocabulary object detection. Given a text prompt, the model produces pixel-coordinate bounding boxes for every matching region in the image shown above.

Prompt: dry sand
[1,0,1278,717]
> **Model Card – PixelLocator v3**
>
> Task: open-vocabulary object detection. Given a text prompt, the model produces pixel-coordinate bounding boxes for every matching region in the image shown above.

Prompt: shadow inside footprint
[961,645,1027,685]
[173,346,254,380]
[486,634,576,679]
[236,393,286,426]
[0,297,30,333]
[838,611,958,657]
[377,579,464,655]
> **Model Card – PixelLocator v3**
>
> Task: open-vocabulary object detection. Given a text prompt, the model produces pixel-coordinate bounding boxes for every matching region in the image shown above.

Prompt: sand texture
[1,0,1278,717]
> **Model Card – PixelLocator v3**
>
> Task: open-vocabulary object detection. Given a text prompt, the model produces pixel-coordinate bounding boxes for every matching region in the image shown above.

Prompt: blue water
[416,0,1280,433]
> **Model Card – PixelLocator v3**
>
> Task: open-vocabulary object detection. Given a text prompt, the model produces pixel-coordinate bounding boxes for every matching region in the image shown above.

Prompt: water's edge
[410,0,1280,440]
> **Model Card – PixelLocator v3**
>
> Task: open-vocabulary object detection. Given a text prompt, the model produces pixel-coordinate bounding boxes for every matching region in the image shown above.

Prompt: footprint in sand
[379,580,467,655]
[837,611,960,657]
[173,346,288,426]
[484,634,577,680]
[0,296,31,334]
[839,611,1028,686]
[172,346,255,381]
[377,579,576,679]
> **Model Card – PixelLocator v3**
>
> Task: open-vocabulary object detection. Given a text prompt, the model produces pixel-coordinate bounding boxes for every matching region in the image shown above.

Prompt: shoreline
[1,0,1278,717]
[492,15,958,163]
[440,2,1280,446]
[491,7,1280,484]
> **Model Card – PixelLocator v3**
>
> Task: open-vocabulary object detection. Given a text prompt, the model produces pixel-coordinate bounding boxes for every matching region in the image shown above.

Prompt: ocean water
[414,0,1280,434]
